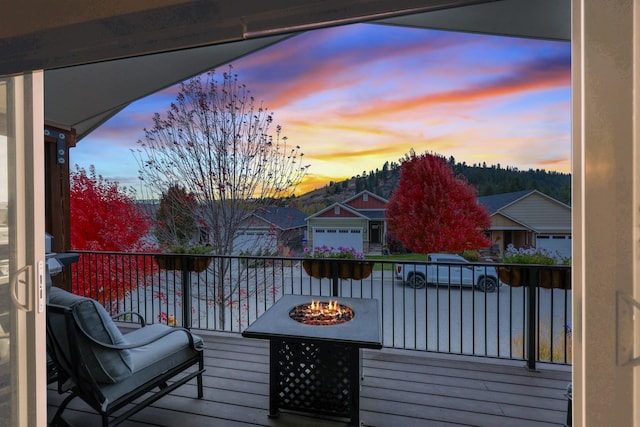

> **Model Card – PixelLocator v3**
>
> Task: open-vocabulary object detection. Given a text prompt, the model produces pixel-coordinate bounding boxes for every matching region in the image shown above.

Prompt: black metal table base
[269,339,361,426]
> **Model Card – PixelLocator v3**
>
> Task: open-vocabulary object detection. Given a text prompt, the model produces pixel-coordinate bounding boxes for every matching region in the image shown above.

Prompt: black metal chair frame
[47,303,204,427]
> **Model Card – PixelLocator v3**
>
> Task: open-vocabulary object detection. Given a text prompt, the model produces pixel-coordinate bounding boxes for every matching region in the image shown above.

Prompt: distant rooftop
[477,190,534,215]
[253,206,307,230]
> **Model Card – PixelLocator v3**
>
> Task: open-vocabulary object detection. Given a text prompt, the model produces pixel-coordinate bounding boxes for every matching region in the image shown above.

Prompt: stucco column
[572,0,637,425]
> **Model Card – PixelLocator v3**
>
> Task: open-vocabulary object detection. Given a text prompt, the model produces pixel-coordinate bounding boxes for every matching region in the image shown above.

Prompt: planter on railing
[302,259,331,279]
[302,259,374,280]
[540,268,571,289]
[497,266,571,290]
[497,266,522,286]
[154,254,213,273]
[340,261,374,280]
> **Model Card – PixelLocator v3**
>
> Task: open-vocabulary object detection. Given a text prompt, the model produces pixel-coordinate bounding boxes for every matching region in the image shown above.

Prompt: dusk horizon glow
[72,23,571,197]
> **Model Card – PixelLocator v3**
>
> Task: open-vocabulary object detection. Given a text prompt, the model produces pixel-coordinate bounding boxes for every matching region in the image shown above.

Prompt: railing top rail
[70,249,571,268]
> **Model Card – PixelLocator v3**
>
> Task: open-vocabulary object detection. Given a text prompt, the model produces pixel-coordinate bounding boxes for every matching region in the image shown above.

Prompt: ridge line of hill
[290,158,570,215]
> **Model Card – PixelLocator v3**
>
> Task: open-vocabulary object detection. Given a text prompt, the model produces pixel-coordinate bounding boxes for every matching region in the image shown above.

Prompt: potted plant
[302,246,374,280]
[154,244,213,272]
[498,244,571,289]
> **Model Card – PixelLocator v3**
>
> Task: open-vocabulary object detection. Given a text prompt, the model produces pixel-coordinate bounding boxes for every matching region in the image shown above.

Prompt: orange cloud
[344,71,570,121]
[310,143,412,162]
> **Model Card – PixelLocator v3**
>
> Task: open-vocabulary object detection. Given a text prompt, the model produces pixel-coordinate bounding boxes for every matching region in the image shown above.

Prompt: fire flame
[309,300,342,316]
[289,300,354,325]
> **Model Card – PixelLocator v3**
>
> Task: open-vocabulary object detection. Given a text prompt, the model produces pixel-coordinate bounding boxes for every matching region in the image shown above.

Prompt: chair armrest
[111,311,146,326]
[71,309,201,351]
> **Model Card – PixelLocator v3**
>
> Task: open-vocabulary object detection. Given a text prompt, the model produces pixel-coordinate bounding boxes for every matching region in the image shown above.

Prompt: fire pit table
[242,295,382,426]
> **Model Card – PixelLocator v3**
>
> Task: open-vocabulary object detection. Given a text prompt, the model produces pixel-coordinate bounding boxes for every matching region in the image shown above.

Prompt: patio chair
[46,286,205,427]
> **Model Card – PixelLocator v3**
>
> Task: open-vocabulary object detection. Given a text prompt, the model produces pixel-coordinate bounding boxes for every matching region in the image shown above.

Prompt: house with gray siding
[478,190,571,258]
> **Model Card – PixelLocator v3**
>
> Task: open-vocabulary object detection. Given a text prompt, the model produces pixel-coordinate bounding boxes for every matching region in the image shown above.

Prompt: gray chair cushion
[48,287,133,383]
[125,324,204,372]
[99,327,204,405]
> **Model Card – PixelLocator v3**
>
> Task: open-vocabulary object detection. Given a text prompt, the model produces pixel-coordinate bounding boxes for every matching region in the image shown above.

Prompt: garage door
[536,234,571,259]
[233,230,276,255]
[312,227,363,254]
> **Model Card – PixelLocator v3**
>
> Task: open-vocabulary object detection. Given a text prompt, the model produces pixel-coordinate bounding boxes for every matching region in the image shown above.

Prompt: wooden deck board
[48,331,571,427]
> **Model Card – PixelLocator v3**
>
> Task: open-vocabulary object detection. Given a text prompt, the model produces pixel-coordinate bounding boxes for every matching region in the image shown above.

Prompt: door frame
[4,72,47,427]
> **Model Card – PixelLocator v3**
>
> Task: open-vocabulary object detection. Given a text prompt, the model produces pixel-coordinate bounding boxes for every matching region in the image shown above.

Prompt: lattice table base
[269,339,361,426]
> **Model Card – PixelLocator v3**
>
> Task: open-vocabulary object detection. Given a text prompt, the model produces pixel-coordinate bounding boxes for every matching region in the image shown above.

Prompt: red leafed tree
[70,165,156,308]
[386,152,491,254]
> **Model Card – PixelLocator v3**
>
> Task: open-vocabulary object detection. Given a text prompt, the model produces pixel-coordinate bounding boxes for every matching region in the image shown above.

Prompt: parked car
[395,253,499,292]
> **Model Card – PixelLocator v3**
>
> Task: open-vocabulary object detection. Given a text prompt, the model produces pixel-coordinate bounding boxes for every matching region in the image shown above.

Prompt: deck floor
[47,331,571,427]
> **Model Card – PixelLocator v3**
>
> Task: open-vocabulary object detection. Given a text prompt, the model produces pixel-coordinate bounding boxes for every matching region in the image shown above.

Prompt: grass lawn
[365,253,427,271]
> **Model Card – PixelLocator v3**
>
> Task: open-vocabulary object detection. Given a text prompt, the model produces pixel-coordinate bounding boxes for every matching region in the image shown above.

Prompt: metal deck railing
[70,251,572,369]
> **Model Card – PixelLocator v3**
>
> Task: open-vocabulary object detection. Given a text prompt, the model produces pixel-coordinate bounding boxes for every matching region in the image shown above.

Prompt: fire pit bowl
[289,300,355,326]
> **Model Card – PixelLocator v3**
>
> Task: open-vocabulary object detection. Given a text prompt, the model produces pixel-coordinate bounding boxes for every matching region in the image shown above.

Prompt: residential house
[233,206,307,256]
[478,190,572,258]
[306,191,387,254]
[141,200,306,256]
[0,1,633,425]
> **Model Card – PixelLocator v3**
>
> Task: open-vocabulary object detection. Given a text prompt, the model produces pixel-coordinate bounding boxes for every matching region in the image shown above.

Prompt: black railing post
[331,260,339,297]
[526,266,538,371]
[181,254,192,329]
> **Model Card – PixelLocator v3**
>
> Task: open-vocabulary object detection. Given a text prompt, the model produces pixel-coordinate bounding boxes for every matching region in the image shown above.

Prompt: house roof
[358,209,386,220]
[343,190,388,207]
[478,189,571,233]
[477,190,533,215]
[306,190,389,222]
[305,202,368,221]
[252,206,307,230]
[478,189,571,215]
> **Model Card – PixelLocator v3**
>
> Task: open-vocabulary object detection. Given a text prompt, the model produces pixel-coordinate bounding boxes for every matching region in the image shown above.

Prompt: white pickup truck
[395,253,499,292]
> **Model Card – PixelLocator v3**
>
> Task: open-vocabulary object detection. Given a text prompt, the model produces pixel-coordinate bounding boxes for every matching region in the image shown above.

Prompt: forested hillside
[292,156,571,215]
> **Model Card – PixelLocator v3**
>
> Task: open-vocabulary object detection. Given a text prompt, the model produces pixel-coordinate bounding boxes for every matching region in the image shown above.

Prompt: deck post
[526,267,538,371]
[181,255,192,329]
[331,259,340,297]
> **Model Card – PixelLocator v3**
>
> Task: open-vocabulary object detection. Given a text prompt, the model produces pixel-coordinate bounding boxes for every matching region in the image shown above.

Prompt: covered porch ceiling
[24,0,570,141]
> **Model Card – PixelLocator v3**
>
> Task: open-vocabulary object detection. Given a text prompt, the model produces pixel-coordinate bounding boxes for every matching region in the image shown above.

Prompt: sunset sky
[71,23,571,195]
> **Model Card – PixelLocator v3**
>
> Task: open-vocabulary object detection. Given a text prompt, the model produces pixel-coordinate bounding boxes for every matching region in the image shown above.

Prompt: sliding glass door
[0,72,46,426]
